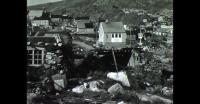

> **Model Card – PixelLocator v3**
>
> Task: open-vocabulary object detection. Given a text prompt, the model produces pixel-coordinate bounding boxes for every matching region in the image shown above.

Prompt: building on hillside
[154,25,173,36]
[27,31,69,67]
[76,20,95,35]
[75,16,90,21]
[61,15,73,22]
[98,21,127,48]
[32,17,50,27]
[28,10,43,20]
[51,14,62,23]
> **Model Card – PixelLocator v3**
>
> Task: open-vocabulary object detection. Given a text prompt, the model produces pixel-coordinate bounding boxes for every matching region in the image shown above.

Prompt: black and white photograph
[27,0,173,104]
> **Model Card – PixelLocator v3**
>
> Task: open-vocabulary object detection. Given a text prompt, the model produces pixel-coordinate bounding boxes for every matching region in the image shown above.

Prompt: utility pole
[111,48,118,73]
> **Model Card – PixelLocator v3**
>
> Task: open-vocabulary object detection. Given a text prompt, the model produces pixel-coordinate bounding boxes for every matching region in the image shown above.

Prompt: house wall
[27,46,45,67]
[32,20,49,26]
[103,32,127,48]
[51,18,61,23]
[77,28,95,34]
[98,23,104,43]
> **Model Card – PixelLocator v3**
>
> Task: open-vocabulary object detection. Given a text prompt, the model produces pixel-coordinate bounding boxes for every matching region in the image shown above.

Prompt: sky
[27,0,63,6]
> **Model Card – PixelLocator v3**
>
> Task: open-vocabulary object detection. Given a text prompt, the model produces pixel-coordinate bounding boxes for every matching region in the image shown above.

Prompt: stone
[107,72,130,87]
[108,83,124,95]
[87,81,103,92]
[117,101,127,104]
[102,101,117,104]
[161,87,173,96]
[51,74,67,91]
[72,85,86,93]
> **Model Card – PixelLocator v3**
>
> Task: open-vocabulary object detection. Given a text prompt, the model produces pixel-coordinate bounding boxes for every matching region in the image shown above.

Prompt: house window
[112,34,114,38]
[27,49,44,66]
[115,34,118,38]
[119,34,121,38]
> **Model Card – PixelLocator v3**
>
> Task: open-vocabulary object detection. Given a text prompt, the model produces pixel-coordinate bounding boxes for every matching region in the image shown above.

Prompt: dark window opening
[119,34,121,38]
[112,34,114,38]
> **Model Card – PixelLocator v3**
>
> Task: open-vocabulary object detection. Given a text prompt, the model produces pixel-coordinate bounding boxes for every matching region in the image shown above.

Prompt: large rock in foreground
[108,83,125,95]
[107,71,130,87]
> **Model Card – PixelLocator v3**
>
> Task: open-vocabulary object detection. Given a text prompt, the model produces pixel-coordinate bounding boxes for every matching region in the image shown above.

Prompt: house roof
[101,22,126,33]
[77,20,94,29]
[77,21,86,28]
[27,36,57,45]
[28,10,43,17]
[61,15,73,19]
[34,17,50,20]
[51,14,62,18]
[75,16,90,20]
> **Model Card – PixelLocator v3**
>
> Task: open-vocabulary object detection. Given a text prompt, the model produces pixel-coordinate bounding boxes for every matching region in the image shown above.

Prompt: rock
[161,87,173,96]
[117,101,127,104]
[83,80,105,92]
[107,71,130,87]
[108,83,124,95]
[51,74,67,91]
[72,85,86,93]
[136,93,173,104]
[103,101,117,104]
[44,64,51,69]
[87,80,104,92]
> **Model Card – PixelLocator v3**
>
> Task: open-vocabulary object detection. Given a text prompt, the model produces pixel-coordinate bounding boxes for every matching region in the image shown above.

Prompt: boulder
[117,101,127,104]
[51,74,67,91]
[84,80,105,92]
[72,85,86,94]
[108,83,124,95]
[87,81,101,92]
[161,87,173,96]
[107,72,130,87]
[102,101,117,104]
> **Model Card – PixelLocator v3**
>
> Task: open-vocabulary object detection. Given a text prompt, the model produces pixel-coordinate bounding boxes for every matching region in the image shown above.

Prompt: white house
[98,21,127,48]
[32,17,50,27]
[28,10,43,20]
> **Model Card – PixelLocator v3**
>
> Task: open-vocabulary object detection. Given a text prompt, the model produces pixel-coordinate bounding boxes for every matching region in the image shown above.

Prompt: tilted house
[98,21,127,48]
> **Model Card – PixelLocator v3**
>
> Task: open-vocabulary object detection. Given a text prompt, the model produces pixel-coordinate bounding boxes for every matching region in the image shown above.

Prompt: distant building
[75,16,90,21]
[154,25,173,36]
[51,14,62,23]
[28,10,43,20]
[76,20,95,35]
[32,17,50,27]
[27,31,64,67]
[98,21,127,48]
[61,15,73,22]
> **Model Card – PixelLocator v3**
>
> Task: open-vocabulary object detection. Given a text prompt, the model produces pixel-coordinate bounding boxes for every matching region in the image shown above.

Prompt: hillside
[28,0,173,25]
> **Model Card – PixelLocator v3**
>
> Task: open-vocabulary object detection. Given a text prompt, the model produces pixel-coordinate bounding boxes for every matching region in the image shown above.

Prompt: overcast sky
[27,0,62,6]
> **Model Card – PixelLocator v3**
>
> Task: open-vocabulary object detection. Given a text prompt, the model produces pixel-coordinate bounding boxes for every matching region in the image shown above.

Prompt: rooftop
[28,10,43,17]
[27,36,57,45]
[101,22,126,33]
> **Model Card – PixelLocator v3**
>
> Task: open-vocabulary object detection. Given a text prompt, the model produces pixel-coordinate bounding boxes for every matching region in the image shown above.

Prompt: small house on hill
[51,14,62,23]
[28,10,43,20]
[76,20,95,35]
[32,17,50,27]
[98,21,127,48]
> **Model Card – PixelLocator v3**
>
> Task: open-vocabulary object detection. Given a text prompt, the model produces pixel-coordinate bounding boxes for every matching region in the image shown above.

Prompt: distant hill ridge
[28,0,173,13]
[28,0,172,25]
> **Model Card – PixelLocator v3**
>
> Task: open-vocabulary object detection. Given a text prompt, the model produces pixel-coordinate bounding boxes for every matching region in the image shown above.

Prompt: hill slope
[28,0,173,25]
